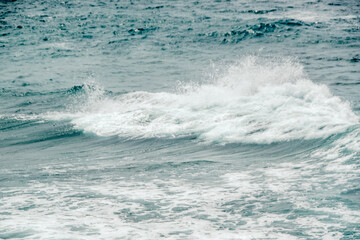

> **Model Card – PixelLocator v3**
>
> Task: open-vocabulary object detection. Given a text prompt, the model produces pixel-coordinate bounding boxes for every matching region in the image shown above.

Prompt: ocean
[0,0,359,239]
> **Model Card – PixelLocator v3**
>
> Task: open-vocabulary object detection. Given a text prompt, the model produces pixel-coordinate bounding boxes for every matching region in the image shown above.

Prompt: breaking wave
[45,57,358,144]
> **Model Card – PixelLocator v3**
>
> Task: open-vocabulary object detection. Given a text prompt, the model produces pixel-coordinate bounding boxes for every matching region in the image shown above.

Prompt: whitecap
[44,56,359,144]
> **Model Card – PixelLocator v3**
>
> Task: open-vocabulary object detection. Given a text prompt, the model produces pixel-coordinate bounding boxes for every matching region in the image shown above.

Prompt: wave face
[46,57,358,144]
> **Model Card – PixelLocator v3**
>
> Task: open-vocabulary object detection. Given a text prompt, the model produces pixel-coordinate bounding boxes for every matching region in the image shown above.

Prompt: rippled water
[1,0,359,239]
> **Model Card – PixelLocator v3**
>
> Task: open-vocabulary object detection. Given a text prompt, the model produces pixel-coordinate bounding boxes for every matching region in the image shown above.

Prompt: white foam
[1,163,356,239]
[269,12,358,23]
[45,57,358,144]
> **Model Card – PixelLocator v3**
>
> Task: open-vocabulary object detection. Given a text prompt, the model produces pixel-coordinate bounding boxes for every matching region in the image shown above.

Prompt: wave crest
[46,57,358,144]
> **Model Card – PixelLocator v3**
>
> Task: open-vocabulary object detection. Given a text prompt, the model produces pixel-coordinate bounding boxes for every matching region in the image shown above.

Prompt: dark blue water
[1,0,359,239]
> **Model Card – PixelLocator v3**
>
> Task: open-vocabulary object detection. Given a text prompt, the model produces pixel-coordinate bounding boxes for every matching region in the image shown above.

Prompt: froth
[46,57,358,144]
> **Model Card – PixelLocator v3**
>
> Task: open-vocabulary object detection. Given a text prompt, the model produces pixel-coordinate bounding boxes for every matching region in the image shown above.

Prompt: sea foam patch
[1,162,357,240]
[45,57,358,144]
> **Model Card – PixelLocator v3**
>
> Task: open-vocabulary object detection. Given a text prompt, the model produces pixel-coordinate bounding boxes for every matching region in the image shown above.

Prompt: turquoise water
[0,0,359,239]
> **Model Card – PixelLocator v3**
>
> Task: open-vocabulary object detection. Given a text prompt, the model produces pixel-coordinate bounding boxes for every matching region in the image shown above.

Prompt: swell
[197,18,311,44]
[1,57,358,147]
[41,57,358,145]
[0,84,115,116]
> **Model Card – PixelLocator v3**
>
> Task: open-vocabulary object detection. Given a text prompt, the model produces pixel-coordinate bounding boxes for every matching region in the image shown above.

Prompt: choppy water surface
[0,0,359,239]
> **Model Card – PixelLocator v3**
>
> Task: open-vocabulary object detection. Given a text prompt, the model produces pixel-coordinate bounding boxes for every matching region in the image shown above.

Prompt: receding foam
[45,57,359,144]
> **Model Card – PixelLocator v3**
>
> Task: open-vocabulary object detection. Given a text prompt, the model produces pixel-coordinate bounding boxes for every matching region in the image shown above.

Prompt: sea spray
[44,57,358,143]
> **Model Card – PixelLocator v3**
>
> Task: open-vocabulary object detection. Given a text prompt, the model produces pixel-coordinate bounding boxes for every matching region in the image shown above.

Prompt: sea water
[0,0,359,239]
